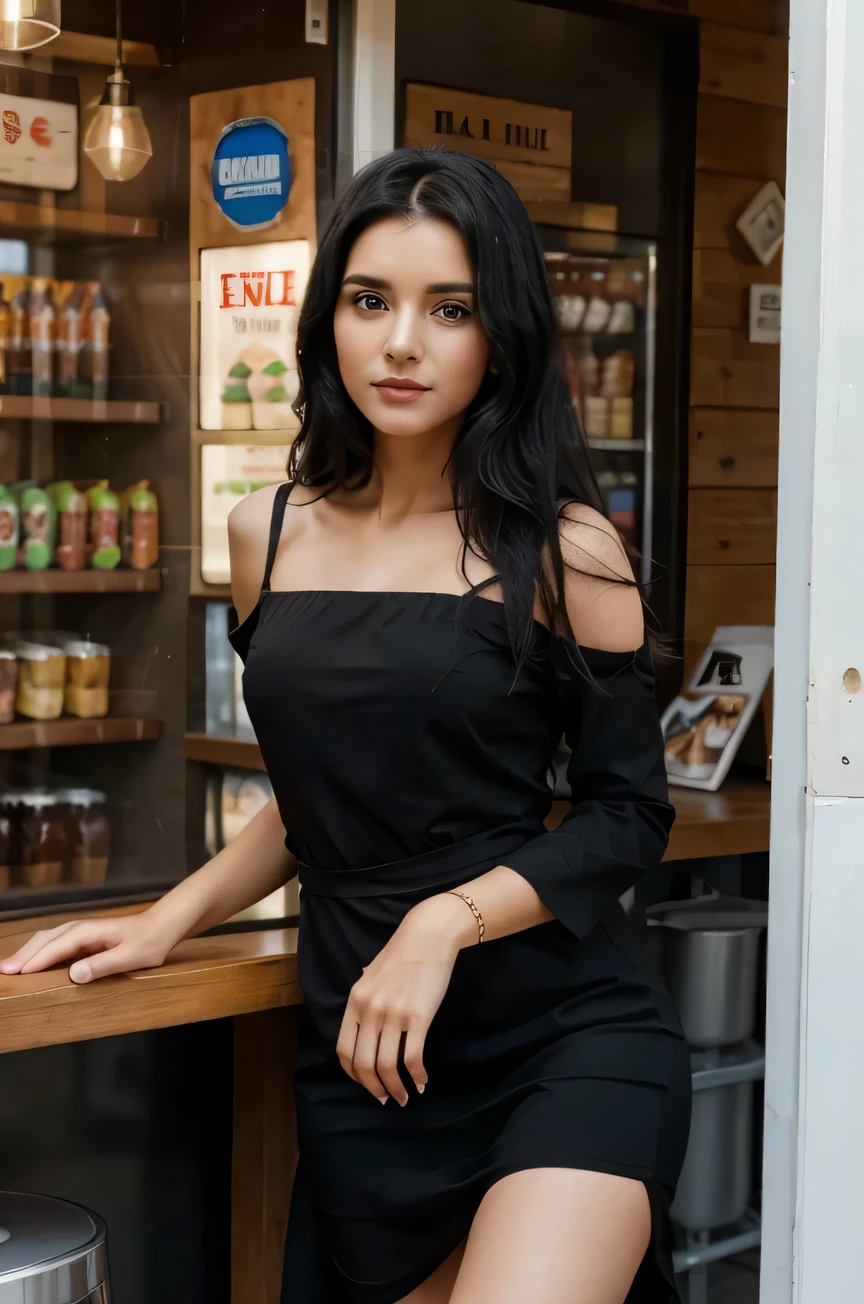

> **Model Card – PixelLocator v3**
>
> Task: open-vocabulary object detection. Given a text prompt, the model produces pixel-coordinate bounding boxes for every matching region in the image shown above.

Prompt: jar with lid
[17,791,69,888]
[63,789,110,885]
[14,643,66,720]
[63,641,110,718]
[0,647,17,724]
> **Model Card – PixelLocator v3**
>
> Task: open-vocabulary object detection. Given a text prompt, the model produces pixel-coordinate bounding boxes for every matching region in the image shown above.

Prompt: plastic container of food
[87,481,120,570]
[14,643,66,720]
[63,641,110,718]
[17,792,68,888]
[121,480,159,570]
[0,484,18,570]
[64,789,110,885]
[0,647,17,724]
[48,480,89,571]
[17,485,56,571]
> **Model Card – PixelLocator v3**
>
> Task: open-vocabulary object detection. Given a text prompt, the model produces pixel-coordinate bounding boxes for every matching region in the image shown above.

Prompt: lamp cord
[115,0,122,72]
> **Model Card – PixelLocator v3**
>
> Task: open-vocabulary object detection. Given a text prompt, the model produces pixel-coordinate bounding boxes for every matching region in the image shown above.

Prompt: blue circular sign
[212,117,292,231]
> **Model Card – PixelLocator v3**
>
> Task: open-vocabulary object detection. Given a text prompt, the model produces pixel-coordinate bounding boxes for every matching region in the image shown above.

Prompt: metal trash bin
[0,1192,110,1303]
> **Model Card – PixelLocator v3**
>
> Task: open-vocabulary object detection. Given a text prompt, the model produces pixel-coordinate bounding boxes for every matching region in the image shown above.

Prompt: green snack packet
[18,485,56,571]
[0,484,18,570]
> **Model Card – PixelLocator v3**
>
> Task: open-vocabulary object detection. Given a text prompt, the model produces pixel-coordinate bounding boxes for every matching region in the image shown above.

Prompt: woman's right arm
[1,484,294,985]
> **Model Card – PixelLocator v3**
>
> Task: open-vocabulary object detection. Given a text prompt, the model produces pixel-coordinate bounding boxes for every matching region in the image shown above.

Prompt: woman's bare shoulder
[556,501,644,652]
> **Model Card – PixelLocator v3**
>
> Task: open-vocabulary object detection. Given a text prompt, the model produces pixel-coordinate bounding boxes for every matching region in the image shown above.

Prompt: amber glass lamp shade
[0,0,60,50]
[83,70,152,183]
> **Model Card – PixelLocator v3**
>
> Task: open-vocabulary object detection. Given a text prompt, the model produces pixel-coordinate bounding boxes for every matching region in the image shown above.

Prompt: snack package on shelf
[16,484,55,571]
[0,648,17,724]
[55,281,88,398]
[7,275,31,396]
[0,485,18,569]
[48,480,89,571]
[80,281,110,401]
[120,480,159,570]
[30,276,57,399]
[87,480,121,569]
[14,642,66,720]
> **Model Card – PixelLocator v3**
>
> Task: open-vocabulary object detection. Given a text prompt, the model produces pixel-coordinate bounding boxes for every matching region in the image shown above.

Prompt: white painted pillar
[763,0,864,1299]
[352,0,396,173]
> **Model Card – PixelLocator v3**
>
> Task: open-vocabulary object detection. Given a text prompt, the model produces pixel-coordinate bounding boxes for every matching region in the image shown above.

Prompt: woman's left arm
[337,510,673,1105]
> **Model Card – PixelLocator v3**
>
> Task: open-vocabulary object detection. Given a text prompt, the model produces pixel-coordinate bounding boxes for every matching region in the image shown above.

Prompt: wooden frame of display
[188,79,316,598]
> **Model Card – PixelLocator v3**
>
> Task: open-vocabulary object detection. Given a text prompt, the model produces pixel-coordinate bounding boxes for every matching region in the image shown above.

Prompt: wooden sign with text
[403,83,572,204]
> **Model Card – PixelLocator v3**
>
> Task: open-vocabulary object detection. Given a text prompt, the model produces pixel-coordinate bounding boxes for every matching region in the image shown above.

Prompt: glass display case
[539,229,658,586]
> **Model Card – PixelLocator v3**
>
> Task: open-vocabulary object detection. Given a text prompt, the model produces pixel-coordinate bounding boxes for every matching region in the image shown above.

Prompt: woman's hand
[336,893,478,1106]
[0,911,173,984]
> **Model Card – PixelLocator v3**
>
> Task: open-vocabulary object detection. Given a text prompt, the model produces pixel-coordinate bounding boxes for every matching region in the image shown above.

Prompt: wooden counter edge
[0,931,301,1055]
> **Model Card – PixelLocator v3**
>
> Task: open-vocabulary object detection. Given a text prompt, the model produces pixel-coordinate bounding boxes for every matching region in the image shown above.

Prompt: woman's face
[333,216,490,439]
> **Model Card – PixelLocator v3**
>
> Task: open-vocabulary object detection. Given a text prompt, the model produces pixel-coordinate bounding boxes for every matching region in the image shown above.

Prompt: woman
[1,149,691,1304]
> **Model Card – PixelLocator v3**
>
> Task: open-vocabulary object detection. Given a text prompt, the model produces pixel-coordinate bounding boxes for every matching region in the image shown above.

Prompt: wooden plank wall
[686,6,787,668]
[615,0,788,670]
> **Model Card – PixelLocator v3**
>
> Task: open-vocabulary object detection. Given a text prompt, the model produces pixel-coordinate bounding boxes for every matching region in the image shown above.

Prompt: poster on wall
[200,443,291,585]
[0,89,77,190]
[211,116,292,231]
[198,240,311,432]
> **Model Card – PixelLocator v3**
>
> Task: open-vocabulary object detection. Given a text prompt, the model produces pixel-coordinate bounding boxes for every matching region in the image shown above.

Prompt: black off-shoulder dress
[230,482,691,1304]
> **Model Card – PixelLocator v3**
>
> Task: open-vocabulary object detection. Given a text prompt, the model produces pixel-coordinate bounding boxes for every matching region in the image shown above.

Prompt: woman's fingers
[335,1006,361,1085]
[376,1021,408,1107]
[0,922,79,975]
[19,922,122,976]
[402,1019,428,1095]
[351,1007,388,1103]
[69,943,140,985]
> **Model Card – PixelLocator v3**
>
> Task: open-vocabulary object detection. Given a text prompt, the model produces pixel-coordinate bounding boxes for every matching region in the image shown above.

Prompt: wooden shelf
[48,30,161,69]
[0,396,161,424]
[0,569,162,595]
[0,200,161,244]
[0,717,162,752]
[184,731,266,772]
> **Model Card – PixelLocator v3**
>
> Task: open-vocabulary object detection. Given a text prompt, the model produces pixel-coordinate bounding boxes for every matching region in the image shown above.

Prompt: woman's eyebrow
[427,281,474,294]
[342,274,390,288]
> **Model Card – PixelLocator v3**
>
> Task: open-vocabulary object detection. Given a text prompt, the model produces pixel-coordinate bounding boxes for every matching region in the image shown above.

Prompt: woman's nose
[384,308,424,363]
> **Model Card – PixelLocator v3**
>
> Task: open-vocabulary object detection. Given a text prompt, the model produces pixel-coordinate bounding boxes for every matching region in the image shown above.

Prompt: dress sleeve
[499,643,674,939]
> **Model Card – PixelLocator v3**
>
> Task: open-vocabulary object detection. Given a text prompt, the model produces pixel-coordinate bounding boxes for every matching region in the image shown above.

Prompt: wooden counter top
[0,907,300,1055]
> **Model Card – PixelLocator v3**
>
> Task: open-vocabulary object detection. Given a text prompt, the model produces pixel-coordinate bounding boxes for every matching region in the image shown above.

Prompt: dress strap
[260,480,294,595]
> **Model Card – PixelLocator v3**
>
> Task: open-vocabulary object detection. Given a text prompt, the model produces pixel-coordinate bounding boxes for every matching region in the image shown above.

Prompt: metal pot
[671,1046,763,1234]
[652,899,767,1048]
[0,1191,110,1304]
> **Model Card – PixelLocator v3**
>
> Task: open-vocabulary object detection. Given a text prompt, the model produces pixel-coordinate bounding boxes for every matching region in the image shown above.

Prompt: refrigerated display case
[539,229,659,587]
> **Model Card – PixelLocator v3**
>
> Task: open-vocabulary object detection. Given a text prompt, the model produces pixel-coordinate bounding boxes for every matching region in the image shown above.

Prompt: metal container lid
[0,1192,108,1298]
[14,643,65,662]
[62,642,110,659]
[649,897,768,932]
[0,649,16,661]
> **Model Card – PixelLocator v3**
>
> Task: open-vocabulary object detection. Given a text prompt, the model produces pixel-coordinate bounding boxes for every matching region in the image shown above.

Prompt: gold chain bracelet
[447,890,485,943]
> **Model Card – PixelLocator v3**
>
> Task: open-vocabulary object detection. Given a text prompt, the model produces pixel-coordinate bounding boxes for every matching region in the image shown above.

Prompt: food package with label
[47,480,89,571]
[64,788,110,884]
[16,791,68,889]
[610,397,634,440]
[29,276,57,399]
[14,642,66,720]
[120,480,159,570]
[0,648,17,724]
[87,481,121,569]
[64,640,111,718]
[600,351,635,399]
[55,281,89,398]
[6,275,31,396]
[80,281,110,401]
[583,395,611,440]
[16,484,56,571]
[0,484,18,569]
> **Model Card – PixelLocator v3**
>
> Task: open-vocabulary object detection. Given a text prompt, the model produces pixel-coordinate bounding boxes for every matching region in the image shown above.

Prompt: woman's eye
[355,293,387,311]
[434,302,471,322]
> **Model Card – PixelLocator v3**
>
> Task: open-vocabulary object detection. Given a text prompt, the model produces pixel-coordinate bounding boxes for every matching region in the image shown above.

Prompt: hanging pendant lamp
[0,0,60,51]
[83,0,152,182]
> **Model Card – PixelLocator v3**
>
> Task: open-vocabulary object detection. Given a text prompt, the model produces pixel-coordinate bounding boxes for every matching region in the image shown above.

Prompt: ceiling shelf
[184,731,265,772]
[0,200,161,244]
[0,717,162,752]
[0,569,162,596]
[0,396,161,424]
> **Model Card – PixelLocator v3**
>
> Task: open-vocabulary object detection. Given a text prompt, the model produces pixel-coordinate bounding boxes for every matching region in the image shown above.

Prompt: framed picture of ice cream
[198,240,311,433]
[661,625,774,790]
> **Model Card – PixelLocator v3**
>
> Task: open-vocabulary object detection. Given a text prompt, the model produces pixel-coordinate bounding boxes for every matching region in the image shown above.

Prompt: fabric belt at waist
[297,826,537,899]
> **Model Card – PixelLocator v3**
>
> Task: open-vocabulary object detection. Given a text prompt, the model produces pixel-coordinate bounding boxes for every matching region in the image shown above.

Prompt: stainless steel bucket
[0,1192,110,1304]
[672,1076,754,1232]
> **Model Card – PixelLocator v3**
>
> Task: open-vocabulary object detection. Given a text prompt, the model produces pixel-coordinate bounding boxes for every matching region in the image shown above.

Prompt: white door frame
[352,0,396,173]
[763,0,864,1299]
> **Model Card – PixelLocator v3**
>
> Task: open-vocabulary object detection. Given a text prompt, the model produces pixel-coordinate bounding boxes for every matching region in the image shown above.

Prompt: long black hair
[291,146,625,667]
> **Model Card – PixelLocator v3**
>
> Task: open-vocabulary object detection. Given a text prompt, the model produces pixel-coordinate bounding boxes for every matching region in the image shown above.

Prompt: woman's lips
[372,378,430,404]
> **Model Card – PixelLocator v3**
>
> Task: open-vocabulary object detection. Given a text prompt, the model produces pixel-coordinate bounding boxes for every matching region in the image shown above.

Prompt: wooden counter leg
[232,1006,299,1304]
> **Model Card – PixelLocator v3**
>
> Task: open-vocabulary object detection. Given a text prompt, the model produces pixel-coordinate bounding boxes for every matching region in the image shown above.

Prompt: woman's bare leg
[395,1240,466,1304]
[449,1168,651,1304]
